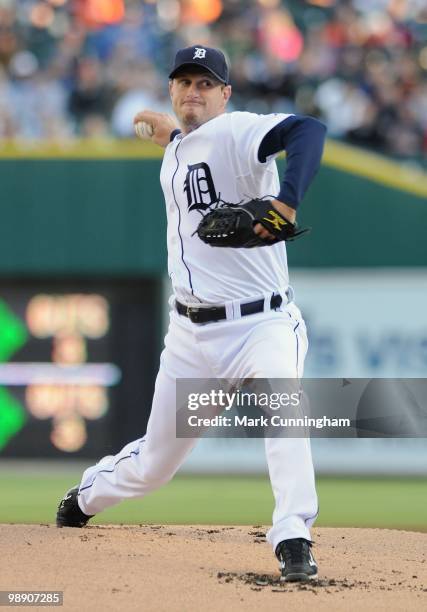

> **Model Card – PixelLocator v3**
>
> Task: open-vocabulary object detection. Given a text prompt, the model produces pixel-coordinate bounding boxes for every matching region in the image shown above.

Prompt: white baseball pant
[78,295,318,551]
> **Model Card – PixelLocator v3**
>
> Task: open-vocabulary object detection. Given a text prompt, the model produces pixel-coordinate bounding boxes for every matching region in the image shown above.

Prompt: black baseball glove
[195,199,309,248]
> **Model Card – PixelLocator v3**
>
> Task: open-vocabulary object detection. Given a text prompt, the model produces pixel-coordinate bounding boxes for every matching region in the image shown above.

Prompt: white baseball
[134,121,154,140]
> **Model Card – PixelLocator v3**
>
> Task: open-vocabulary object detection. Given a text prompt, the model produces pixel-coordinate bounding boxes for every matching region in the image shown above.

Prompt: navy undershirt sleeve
[170,128,181,141]
[258,115,326,209]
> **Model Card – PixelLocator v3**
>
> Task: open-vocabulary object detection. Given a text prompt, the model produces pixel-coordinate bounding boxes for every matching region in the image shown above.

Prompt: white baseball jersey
[77,108,318,551]
[160,111,293,304]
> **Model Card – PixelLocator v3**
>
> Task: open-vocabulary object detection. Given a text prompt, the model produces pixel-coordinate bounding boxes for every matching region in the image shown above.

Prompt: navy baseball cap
[169,45,229,84]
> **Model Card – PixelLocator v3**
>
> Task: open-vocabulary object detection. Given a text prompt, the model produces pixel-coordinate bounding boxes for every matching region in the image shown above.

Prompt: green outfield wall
[0,140,426,275]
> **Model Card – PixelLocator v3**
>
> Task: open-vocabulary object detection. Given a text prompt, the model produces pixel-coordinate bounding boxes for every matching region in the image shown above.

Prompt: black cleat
[276,538,318,582]
[56,486,94,528]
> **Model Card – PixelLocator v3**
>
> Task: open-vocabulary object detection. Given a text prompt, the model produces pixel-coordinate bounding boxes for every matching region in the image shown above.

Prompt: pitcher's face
[169,71,231,133]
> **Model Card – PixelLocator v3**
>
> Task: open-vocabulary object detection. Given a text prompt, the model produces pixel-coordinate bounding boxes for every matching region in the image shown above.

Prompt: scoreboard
[0,280,161,458]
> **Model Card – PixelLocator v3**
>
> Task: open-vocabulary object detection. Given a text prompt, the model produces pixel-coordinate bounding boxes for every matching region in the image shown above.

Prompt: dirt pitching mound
[0,525,426,611]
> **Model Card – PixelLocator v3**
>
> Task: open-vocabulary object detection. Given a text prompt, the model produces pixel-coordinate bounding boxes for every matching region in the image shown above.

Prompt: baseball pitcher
[57,45,326,583]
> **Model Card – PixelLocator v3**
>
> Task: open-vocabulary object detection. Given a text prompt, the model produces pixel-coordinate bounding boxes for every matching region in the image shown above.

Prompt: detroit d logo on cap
[193,47,207,59]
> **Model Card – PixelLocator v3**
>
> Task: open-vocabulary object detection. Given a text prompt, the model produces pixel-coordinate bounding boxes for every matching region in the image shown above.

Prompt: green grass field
[0,472,426,530]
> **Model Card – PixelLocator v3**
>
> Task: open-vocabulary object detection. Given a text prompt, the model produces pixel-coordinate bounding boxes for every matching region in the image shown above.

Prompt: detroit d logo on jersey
[184,162,218,212]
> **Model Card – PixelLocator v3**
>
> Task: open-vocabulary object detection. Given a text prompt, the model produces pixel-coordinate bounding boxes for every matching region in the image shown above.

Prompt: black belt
[176,294,283,324]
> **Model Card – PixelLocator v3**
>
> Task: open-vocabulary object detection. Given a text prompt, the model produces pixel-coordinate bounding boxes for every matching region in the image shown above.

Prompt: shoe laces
[279,538,311,564]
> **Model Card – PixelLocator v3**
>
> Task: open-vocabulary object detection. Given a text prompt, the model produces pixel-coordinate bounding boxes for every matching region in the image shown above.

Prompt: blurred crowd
[0,0,426,160]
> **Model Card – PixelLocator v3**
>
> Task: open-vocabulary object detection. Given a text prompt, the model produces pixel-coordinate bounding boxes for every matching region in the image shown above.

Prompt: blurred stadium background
[0,0,426,529]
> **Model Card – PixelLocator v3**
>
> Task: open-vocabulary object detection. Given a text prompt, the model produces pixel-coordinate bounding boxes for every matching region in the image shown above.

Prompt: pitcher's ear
[223,84,232,102]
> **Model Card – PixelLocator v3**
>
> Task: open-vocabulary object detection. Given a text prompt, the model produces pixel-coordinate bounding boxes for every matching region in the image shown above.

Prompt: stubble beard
[178,105,224,134]
[181,110,203,134]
